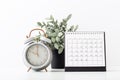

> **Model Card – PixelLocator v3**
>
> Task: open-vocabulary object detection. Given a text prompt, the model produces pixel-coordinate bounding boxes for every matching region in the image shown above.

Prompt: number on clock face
[26,44,48,66]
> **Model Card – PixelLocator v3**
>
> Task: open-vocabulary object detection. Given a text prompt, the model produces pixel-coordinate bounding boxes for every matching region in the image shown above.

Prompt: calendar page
[65,32,106,71]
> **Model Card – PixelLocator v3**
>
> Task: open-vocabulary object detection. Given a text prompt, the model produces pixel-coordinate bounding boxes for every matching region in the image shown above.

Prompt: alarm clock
[23,28,52,72]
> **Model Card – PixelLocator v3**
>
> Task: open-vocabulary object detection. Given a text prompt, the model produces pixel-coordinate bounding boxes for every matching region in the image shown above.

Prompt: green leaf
[55,29,59,33]
[60,44,64,48]
[50,32,57,37]
[62,21,67,26]
[37,22,42,26]
[73,25,78,31]
[58,47,64,54]
[56,37,60,42]
[66,14,72,21]
[63,19,67,23]
[42,22,46,26]
[58,32,63,37]
[61,35,64,39]
[54,43,59,49]
[51,37,55,43]
[50,15,54,21]
[68,25,74,31]
[47,23,50,27]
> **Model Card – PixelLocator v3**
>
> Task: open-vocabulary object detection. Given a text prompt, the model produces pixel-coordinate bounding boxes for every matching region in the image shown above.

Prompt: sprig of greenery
[37,14,78,54]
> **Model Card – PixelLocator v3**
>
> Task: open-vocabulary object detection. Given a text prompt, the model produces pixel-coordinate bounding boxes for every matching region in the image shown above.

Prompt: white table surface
[1,66,120,80]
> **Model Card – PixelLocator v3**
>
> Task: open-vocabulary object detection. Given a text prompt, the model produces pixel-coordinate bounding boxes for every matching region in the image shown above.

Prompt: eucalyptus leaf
[42,22,46,26]
[58,47,64,54]
[66,14,72,22]
[61,35,64,39]
[37,22,41,25]
[50,15,54,21]
[58,32,63,37]
[74,25,78,31]
[56,37,60,42]
[51,32,57,37]
[63,19,67,23]
[51,37,55,43]
[60,44,64,48]
[37,22,42,27]
[55,29,59,33]
[68,25,74,31]
[54,43,59,49]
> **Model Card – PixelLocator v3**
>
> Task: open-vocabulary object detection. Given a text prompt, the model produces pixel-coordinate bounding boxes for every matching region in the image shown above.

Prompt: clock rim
[23,42,52,70]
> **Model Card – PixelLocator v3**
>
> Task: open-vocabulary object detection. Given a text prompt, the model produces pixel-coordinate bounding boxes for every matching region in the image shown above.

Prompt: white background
[0,0,120,77]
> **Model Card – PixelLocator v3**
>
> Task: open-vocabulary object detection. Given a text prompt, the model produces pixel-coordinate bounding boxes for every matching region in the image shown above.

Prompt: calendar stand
[65,67,106,71]
[65,32,106,71]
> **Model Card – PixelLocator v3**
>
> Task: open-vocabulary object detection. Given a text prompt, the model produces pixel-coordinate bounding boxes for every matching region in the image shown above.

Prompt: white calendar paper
[65,32,106,68]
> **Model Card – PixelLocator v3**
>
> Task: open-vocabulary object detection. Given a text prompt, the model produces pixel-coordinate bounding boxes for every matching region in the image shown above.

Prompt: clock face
[26,44,49,66]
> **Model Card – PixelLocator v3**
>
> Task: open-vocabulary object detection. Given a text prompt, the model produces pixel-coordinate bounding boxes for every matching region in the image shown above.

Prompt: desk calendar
[65,32,106,71]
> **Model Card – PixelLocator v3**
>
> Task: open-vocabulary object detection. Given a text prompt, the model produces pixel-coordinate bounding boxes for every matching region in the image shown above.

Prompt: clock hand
[36,45,39,56]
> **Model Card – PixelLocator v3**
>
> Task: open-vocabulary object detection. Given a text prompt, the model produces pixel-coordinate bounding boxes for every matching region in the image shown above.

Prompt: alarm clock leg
[45,68,47,72]
[27,67,31,72]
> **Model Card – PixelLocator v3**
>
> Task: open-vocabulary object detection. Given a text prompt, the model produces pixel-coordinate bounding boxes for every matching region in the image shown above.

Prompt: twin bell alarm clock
[23,28,52,72]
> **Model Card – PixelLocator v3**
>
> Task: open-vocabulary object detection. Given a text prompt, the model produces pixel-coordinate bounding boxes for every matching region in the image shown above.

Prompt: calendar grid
[65,32,106,68]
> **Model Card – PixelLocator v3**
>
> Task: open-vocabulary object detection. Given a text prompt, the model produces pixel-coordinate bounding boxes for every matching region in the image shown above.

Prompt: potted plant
[37,14,78,69]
